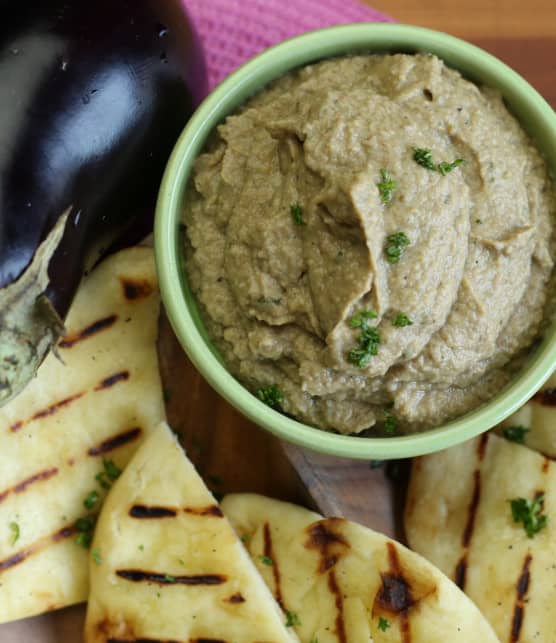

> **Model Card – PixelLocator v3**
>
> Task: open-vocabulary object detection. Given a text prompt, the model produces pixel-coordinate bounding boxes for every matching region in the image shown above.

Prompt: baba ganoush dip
[182,53,556,435]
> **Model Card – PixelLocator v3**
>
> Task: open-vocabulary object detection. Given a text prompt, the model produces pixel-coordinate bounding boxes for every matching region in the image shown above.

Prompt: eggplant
[0,0,207,405]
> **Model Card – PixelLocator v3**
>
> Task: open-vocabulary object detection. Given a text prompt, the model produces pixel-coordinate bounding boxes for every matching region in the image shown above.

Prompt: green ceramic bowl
[155,23,556,459]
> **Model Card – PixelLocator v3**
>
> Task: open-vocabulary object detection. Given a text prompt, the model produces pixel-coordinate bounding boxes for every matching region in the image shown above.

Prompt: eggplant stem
[0,207,70,406]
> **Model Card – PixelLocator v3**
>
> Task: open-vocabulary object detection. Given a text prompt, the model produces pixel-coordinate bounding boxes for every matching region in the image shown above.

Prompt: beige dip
[183,53,556,435]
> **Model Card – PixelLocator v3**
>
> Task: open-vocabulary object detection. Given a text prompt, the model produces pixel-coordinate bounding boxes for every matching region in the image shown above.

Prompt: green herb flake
[95,471,111,490]
[377,169,396,204]
[84,490,100,511]
[378,616,391,632]
[503,425,530,445]
[438,158,465,175]
[164,574,176,583]
[9,521,19,545]
[413,147,465,175]
[256,385,284,411]
[138,544,145,551]
[309,638,319,643]
[103,458,122,482]
[75,531,93,549]
[384,411,398,435]
[385,231,411,264]
[509,495,548,538]
[393,313,413,327]
[178,558,186,567]
[290,203,305,225]
[258,555,274,566]
[74,515,96,549]
[241,533,250,544]
[413,147,436,171]
[92,547,102,565]
[347,310,381,368]
[285,610,301,627]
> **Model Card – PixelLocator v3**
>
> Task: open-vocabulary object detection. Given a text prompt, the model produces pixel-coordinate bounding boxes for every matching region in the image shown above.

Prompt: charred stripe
[88,427,142,456]
[477,432,489,460]
[121,278,154,301]
[263,521,284,610]
[9,392,85,431]
[225,592,245,603]
[510,554,533,642]
[328,569,347,643]
[462,470,481,548]
[183,505,223,517]
[59,314,118,348]
[116,570,226,585]
[129,505,177,519]
[0,467,58,505]
[95,370,130,390]
[454,555,467,590]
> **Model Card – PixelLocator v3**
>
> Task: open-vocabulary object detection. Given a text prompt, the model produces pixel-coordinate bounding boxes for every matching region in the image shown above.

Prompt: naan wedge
[222,493,499,643]
[497,370,556,457]
[84,422,300,643]
[0,247,165,624]
[406,432,556,643]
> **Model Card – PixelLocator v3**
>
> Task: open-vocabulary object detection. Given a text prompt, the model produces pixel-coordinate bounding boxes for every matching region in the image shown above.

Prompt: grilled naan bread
[0,247,164,624]
[405,432,556,643]
[496,371,556,457]
[84,422,300,643]
[222,493,499,643]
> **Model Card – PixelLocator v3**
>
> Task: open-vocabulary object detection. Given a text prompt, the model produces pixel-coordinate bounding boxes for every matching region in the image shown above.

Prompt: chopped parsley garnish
[384,410,398,435]
[385,231,410,264]
[96,458,122,490]
[258,555,274,566]
[290,203,306,225]
[241,533,250,544]
[256,385,284,411]
[393,313,413,327]
[438,158,465,175]
[413,147,436,171]
[74,516,96,549]
[378,616,391,632]
[92,547,102,565]
[503,425,530,445]
[347,310,381,368]
[377,169,396,204]
[285,611,301,627]
[164,574,176,583]
[9,521,19,545]
[138,544,145,551]
[413,147,464,175]
[84,490,99,511]
[509,495,548,538]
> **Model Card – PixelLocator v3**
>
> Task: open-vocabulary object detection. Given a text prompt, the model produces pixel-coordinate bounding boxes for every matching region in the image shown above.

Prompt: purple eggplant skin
[0,0,208,405]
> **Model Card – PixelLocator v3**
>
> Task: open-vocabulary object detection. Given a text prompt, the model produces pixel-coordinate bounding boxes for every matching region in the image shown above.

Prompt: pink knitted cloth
[184,0,392,90]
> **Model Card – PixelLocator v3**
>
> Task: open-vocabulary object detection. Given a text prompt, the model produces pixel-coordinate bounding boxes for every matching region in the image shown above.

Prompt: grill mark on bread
[533,388,556,406]
[116,569,227,585]
[376,543,412,643]
[455,452,484,590]
[121,278,154,301]
[328,569,347,643]
[9,392,85,431]
[129,505,177,519]
[305,518,350,573]
[454,556,468,590]
[59,314,118,348]
[542,458,550,473]
[88,427,142,456]
[225,592,245,603]
[95,370,130,390]
[0,523,76,573]
[510,554,532,642]
[263,522,284,610]
[0,467,58,505]
[183,505,223,517]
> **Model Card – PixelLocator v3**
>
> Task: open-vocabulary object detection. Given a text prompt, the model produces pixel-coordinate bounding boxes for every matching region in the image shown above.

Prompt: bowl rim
[155,23,556,459]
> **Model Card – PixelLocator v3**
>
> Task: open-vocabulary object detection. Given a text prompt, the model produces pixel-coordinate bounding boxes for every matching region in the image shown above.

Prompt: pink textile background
[184,0,392,89]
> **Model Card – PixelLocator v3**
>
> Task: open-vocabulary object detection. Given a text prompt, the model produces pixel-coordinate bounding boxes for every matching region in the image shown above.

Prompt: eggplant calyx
[0,208,70,406]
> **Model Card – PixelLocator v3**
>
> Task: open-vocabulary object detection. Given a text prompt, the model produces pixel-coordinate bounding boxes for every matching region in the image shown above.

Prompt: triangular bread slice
[84,422,300,642]
[0,247,165,624]
[222,493,499,643]
[405,432,556,642]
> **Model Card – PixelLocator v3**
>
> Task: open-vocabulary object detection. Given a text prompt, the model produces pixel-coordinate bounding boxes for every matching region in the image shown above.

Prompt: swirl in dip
[182,53,556,435]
